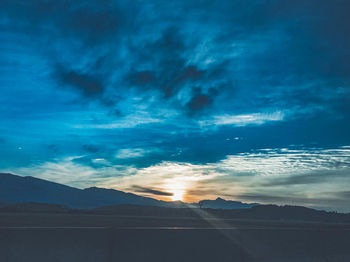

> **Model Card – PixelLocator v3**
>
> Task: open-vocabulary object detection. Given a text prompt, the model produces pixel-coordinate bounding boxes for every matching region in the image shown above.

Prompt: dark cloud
[55,67,104,98]
[335,191,350,199]
[130,71,155,86]
[3,0,349,117]
[130,185,173,196]
[186,87,219,114]
[235,192,350,211]
[0,0,132,107]
[128,27,207,99]
[0,0,124,43]
[2,0,350,212]
[125,26,234,114]
[262,169,350,187]
[82,144,101,153]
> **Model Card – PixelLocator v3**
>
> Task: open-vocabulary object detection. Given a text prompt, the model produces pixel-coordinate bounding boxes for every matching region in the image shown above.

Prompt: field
[1,212,350,262]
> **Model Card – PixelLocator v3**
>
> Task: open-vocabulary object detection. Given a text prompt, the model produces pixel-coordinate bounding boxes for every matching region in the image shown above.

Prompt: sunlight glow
[170,188,185,201]
[164,179,187,201]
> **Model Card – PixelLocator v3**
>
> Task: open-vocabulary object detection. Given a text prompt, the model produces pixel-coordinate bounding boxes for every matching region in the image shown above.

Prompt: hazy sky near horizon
[1,0,350,211]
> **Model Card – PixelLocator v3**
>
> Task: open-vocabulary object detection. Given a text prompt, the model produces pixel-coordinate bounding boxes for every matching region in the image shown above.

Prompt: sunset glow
[170,188,185,201]
[164,179,187,202]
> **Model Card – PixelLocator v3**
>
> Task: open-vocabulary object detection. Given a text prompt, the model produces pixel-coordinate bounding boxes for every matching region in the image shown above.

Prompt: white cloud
[200,111,284,127]
[4,146,350,210]
[115,148,147,159]
[73,116,162,129]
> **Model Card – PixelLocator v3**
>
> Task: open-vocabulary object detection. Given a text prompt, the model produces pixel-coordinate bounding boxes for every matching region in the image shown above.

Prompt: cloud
[2,0,350,121]
[186,87,219,114]
[115,148,148,159]
[219,147,350,176]
[335,191,350,199]
[5,146,350,210]
[262,169,350,187]
[127,27,202,98]
[200,111,284,127]
[73,115,162,129]
[126,26,231,114]
[55,66,104,98]
[82,144,101,153]
[0,0,124,43]
[130,185,173,196]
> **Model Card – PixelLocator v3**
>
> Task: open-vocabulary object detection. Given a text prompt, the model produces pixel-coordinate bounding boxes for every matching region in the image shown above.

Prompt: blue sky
[1,0,350,211]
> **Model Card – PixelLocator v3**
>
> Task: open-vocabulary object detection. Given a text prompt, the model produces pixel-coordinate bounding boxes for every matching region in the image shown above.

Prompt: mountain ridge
[0,173,170,209]
[1,173,350,223]
[0,173,257,209]
[198,197,259,209]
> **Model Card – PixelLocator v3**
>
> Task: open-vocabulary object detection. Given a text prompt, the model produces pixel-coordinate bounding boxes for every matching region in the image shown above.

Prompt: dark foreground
[1,212,350,262]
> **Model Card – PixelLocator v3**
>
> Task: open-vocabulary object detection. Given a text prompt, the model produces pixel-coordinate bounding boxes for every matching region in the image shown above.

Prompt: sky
[1,0,350,211]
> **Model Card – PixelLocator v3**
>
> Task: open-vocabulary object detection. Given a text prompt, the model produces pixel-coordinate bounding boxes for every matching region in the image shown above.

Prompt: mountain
[208,204,350,223]
[0,173,171,209]
[1,173,349,223]
[2,202,349,224]
[198,197,258,209]
[0,173,259,210]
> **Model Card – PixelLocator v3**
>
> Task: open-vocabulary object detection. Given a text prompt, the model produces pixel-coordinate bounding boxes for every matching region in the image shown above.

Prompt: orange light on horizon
[170,188,185,201]
[164,179,187,202]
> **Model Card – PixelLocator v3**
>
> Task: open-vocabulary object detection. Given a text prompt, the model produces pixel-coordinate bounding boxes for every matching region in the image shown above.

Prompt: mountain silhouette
[0,173,170,209]
[1,173,350,223]
[0,173,261,209]
[199,197,258,209]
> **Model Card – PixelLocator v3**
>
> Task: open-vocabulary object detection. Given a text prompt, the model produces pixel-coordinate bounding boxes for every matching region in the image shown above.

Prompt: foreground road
[1,225,350,262]
[1,212,350,262]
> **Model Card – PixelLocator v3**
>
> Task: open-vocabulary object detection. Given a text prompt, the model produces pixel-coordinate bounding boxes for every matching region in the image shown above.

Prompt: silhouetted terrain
[0,173,254,209]
[2,173,350,262]
[0,173,172,208]
[1,201,350,225]
[199,197,258,209]
[1,172,350,225]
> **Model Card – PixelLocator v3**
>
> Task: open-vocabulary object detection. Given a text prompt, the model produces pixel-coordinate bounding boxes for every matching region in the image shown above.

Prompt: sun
[164,180,186,201]
[170,188,185,201]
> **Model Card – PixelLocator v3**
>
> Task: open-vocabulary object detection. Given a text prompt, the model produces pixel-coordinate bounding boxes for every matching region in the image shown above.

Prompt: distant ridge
[198,197,258,209]
[1,201,350,224]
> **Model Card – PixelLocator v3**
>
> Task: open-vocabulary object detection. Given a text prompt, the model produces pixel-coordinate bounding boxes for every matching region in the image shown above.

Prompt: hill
[198,197,258,209]
[0,173,169,209]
